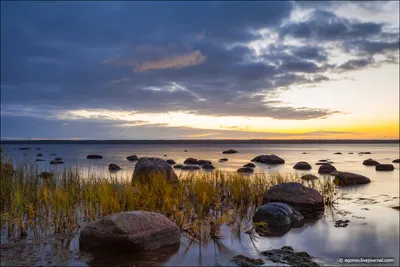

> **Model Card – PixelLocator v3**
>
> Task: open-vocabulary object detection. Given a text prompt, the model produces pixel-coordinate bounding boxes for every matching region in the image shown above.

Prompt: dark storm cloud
[0,1,399,138]
[338,58,375,71]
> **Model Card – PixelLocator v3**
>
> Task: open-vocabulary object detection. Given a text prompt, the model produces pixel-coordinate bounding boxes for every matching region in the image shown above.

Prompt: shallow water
[1,143,399,266]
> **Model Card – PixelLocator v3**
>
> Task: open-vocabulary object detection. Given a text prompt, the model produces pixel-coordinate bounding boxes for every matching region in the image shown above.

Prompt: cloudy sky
[1,1,399,140]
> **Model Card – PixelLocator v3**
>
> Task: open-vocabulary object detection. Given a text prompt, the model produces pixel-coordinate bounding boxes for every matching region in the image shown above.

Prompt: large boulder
[363,159,380,166]
[318,164,336,174]
[253,202,303,236]
[293,161,311,170]
[376,164,394,171]
[79,211,180,255]
[127,155,139,161]
[222,149,238,154]
[87,155,103,159]
[252,154,285,164]
[262,182,324,217]
[392,159,400,163]
[333,172,371,186]
[132,157,178,183]
[109,164,121,171]
[184,158,198,164]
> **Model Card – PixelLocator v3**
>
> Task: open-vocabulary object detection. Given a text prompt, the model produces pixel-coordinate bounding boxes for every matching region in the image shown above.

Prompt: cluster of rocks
[363,158,395,171]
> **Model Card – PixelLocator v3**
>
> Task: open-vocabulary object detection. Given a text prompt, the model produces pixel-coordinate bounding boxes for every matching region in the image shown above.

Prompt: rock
[333,172,371,186]
[318,164,337,174]
[109,164,121,171]
[253,202,303,236]
[363,158,380,166]
[18,148,30,150]
[393,159,400,163]
[54,157,63,161]
[222,149,238,154]
[184,150,188,152]
[300,174,318,181]
[391,206,400,210]
[132,157,178,183]
[22,154,27,156]
[261,246,320,267]
[87,155,103,159]
[376,164,394,171]
[202,164,215,170]
[79,211,180,255]
[237,167,254,173]
[127,155,139,161]
[198,160,212,165]
[39,172,54,179]
[334,219,350,228]
[49,159,64,164]
[349,152,353,154]
[233,255,264,267]
[173,164,184,169]
[36,148,42,150]
[35,159,45,162]
[293,161,311,170]
[359,152,372,155]
[333,152,342,155]
[302,152,307,154]
[318,159,329,162]
[252,154,285,164]
[184,158,198,164]
[164,155,167,157]
[181,165,200,170]
[166,159,176,165]
[219,158,228,162]
[243,163,256,168]
[315,162,333,165]
[36,154,43,157]
[329,171,339,176]
[262,182,324,217]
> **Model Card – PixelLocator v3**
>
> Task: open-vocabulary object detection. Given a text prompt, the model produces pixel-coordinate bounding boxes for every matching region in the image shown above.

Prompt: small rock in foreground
[261,246,320,267]
[233,255,264,267]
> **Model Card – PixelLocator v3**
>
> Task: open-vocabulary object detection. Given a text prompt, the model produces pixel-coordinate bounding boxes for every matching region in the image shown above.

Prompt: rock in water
[35,159,45,162]
[252,154,285,164]
[392,159,399,163]
[166,159,176,165]
[132,157,178,183]
[79,211,180,255]
[109,164,121,171]
[173,164,184,169]
[243,163,256,168]
[262,182,324,217]
[202,164,215,170]
[87,155,103,159]
[198,160,212,165]
[184,158,198,164]
[49,159,64,164]
[233,255,264,267]
[36,153,43,157]
[181,165,200,170]
[253,202,303,236]
[222,149,238,154]
[376,164,394,171]
[333,172,371,186]
[334,152,342,155]
[127,155,139,161]
[261,246,320,267]
[300,174,318,181]
[219,158,228,162]
[237,167,254,173]
[363,158,380,166]
[318,164,336,174]
[293,161,312,170]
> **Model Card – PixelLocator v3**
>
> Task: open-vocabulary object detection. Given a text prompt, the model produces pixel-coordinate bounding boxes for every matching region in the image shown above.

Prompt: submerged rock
[202,164,215,170]
[318,164,337,174]
[223,149,238,154]
[181,165,200,170]
[35,159,45,162]
[87,155,103,159]
[237,167,254,173]
[262,182,324,217]
[392,159,400,163]
[219,158,228,162]
[79,211,180,255]
[184,157,198,164]
[376,164,394,171]
[243,163,256,168]
[333,152,342,155]
[363,158,380,166]
[359,152,372,155]
[252,154,285,164]
[261,246,320,267]
[253,202,303,236]
[50,153,57,156]
[293,161,311,170]
[300,174,318,181]
[39,172,54,179]
[173,164,184,169]
[132,157,178,183]
[198,160,212,165]
[18,148,30,150]
[36,153,43,157]
[166,159,176,165]
[333,172,371,186]
[109,164,121,171]
[127,155,139,161]
[49,159,64,164]
[233,255,264,267]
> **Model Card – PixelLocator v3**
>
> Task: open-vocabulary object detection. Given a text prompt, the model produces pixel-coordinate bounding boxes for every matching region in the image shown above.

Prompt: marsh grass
[1,156,338,243]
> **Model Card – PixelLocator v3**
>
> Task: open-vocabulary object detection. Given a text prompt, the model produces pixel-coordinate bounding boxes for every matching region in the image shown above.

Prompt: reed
[1,156,337,243]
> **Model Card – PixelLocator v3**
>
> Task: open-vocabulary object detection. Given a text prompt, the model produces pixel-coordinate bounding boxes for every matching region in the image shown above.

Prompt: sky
[1,1,399,140]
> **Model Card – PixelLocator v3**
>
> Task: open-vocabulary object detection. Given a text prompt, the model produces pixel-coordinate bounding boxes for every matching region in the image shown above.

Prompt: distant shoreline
[1,139,399,145]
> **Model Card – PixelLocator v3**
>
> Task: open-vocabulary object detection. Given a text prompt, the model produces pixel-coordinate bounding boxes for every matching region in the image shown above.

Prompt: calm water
[1,143,399,266]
